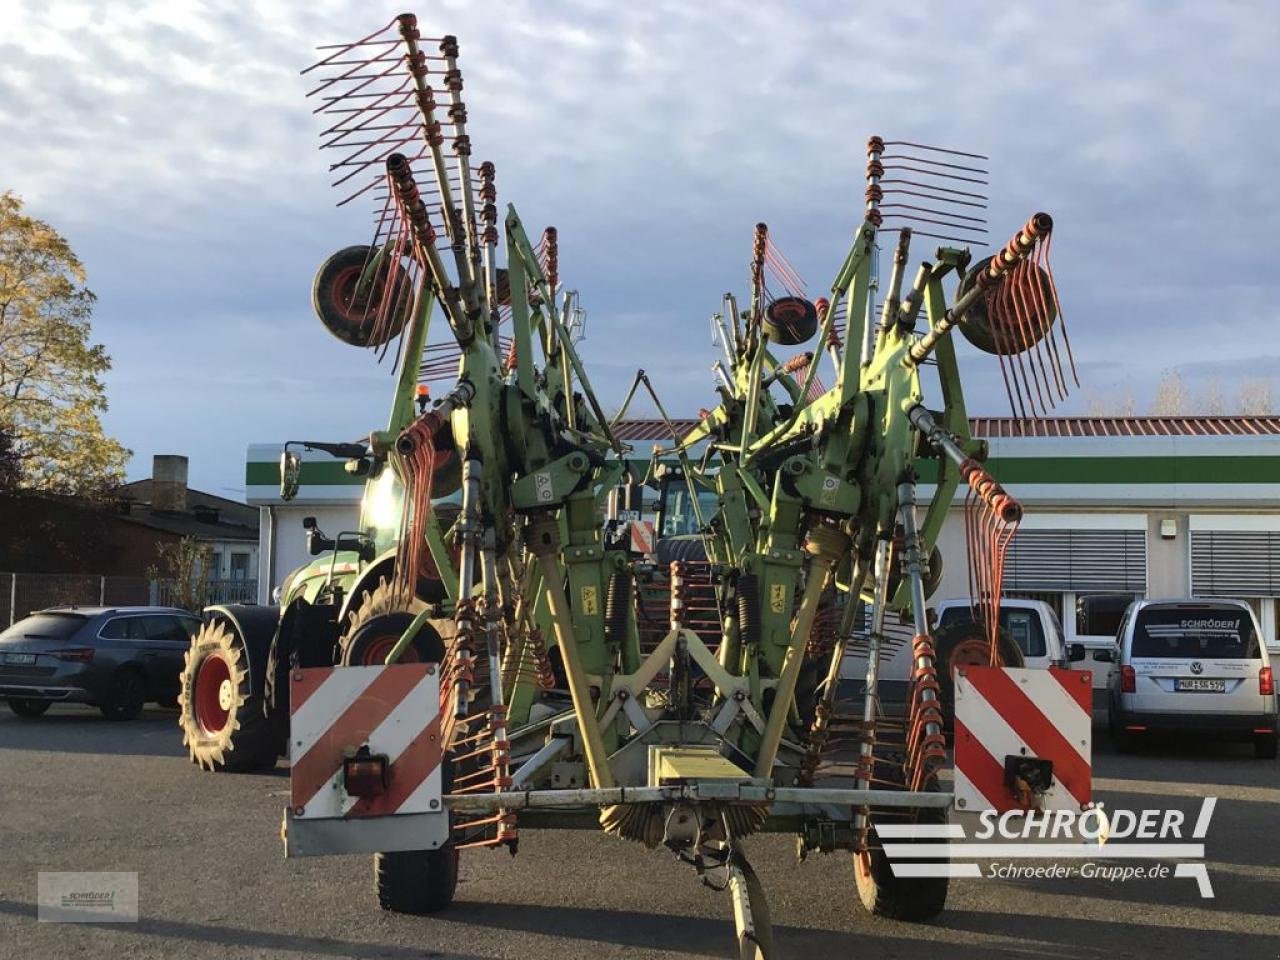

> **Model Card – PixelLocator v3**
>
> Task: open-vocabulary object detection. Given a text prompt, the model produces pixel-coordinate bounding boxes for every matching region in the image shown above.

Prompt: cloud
[2,0,1278,492]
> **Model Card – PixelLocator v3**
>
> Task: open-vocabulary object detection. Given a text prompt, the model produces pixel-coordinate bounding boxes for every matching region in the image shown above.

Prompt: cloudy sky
[3,0,1278,496]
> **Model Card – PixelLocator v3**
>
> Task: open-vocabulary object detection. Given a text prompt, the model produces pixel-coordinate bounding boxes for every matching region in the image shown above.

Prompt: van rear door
[1128,603,1266,716]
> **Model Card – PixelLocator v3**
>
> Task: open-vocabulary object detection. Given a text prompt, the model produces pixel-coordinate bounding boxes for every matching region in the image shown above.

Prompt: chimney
[152,455,189,513]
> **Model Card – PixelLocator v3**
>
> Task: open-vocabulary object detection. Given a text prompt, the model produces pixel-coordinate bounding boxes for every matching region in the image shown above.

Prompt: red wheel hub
[360,635,421,666]
[329,265,368,322]
[195,653,234,735]
[949,637,993,675]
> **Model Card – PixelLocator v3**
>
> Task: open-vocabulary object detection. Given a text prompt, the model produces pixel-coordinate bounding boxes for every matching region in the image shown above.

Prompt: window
[0,613,87,642]
[139,616,191,643]
[1190,529,1280,597]
[1132,604,1261,660]
[99,617,140,640]
[229,552,250,580]
[1076,593,1138,639]
[1005,529,1146,593]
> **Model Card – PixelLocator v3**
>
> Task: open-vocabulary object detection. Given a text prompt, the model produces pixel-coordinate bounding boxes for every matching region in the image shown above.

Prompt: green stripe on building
[245,461,365,487]
[914,456,1280,485]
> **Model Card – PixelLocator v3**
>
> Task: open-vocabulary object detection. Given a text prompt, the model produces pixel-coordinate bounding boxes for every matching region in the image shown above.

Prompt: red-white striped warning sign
[289,664,442,820]
[631,520,655,555]
[954,666,1092,813]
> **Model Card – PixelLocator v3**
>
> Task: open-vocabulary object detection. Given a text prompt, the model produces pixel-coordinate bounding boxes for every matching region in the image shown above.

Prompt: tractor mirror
[280,450,301,502]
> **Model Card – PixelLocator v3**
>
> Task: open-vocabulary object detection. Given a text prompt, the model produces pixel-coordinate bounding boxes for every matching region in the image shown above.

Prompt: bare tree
[1236,377,1274,415]
[1085,388,1136,417]
[1150,370,1188,415]
[147,537,214,612]
[1201,377,1226,415]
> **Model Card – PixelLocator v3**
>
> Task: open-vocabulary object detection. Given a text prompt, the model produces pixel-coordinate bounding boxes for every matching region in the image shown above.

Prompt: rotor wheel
[374,846,458,914]
[956,255,1057,356]
[932,618,1024,726]
[338,577,443,666]
[312,245,408,348]
[853,767,949,922]
[178,619,280,772]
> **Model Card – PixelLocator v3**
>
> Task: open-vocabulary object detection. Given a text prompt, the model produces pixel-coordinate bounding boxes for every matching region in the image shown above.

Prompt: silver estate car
[0,607,202,720]
[1108,598,1278,758]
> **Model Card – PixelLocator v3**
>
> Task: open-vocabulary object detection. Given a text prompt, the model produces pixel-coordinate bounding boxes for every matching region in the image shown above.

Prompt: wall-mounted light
[1160,518,1178,540]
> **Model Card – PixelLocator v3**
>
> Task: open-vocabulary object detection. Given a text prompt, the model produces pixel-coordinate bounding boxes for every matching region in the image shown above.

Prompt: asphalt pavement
[1,705,1277,960]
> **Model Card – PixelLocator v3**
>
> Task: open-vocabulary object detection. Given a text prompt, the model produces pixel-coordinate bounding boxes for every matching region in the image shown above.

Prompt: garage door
[1004,528,1147,593]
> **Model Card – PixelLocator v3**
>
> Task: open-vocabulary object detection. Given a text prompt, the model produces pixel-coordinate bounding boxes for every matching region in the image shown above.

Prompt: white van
[1108,598,1278,759]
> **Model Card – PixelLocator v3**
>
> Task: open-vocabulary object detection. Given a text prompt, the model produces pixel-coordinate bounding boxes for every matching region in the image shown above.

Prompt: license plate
[3,653,36,665]
[1176,678,1226,692]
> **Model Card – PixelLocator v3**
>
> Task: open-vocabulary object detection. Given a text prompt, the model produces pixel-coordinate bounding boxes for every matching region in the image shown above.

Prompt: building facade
[246,416,1280,649]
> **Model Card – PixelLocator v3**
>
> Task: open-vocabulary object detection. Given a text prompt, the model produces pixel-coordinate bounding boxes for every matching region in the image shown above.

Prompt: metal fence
[0,573,259,625]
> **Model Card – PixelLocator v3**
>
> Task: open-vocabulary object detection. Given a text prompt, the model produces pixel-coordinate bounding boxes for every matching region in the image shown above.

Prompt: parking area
[1,705,1277,960]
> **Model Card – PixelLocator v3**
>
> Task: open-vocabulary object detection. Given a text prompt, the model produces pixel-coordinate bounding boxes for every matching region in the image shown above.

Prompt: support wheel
[178,619,280,771]
[8,698,51,719]
[374,846,458,914]
[100,670,146,721]
[339,578,443,666]
[729,851,774,960]
[854,771,949,922]
[933,619,1024,726]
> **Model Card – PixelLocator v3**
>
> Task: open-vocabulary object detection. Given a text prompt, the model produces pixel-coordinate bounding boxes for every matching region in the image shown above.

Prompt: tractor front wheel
[339,578,443,666]
[932,618,1024,726]
[178,620,280,771]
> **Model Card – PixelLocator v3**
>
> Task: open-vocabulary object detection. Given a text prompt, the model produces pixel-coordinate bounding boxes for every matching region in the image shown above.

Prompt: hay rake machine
[176,12,1087,958]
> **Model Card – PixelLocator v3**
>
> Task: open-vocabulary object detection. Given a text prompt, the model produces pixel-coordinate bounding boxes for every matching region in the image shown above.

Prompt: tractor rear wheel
[854,769,949,921]
[374,846,458,914]
[932,618,1024,726]
[178,619,280,771]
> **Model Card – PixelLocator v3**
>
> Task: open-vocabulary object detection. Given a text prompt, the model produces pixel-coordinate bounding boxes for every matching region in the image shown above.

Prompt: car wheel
[1255,731,1278,760]
[1112,715,1137,754]
[100,670,146,721]
[8,698,51,719]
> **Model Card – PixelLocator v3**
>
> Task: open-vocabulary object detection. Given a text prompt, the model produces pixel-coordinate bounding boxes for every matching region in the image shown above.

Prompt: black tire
[1255,731,1278,760]
[312,245,408,348]
[933,618,1024,726]
[8,698,51,719]
[178,619,280,772]
[100,669,146,721]
[374,846,458,914]
[1108,706,1137,753]
[854,771,949,921]
[339,578,443,666]
[732,850,774,960]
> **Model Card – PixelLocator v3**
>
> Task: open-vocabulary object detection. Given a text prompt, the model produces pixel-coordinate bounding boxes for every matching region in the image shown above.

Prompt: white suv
[1108,598,1278,759]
